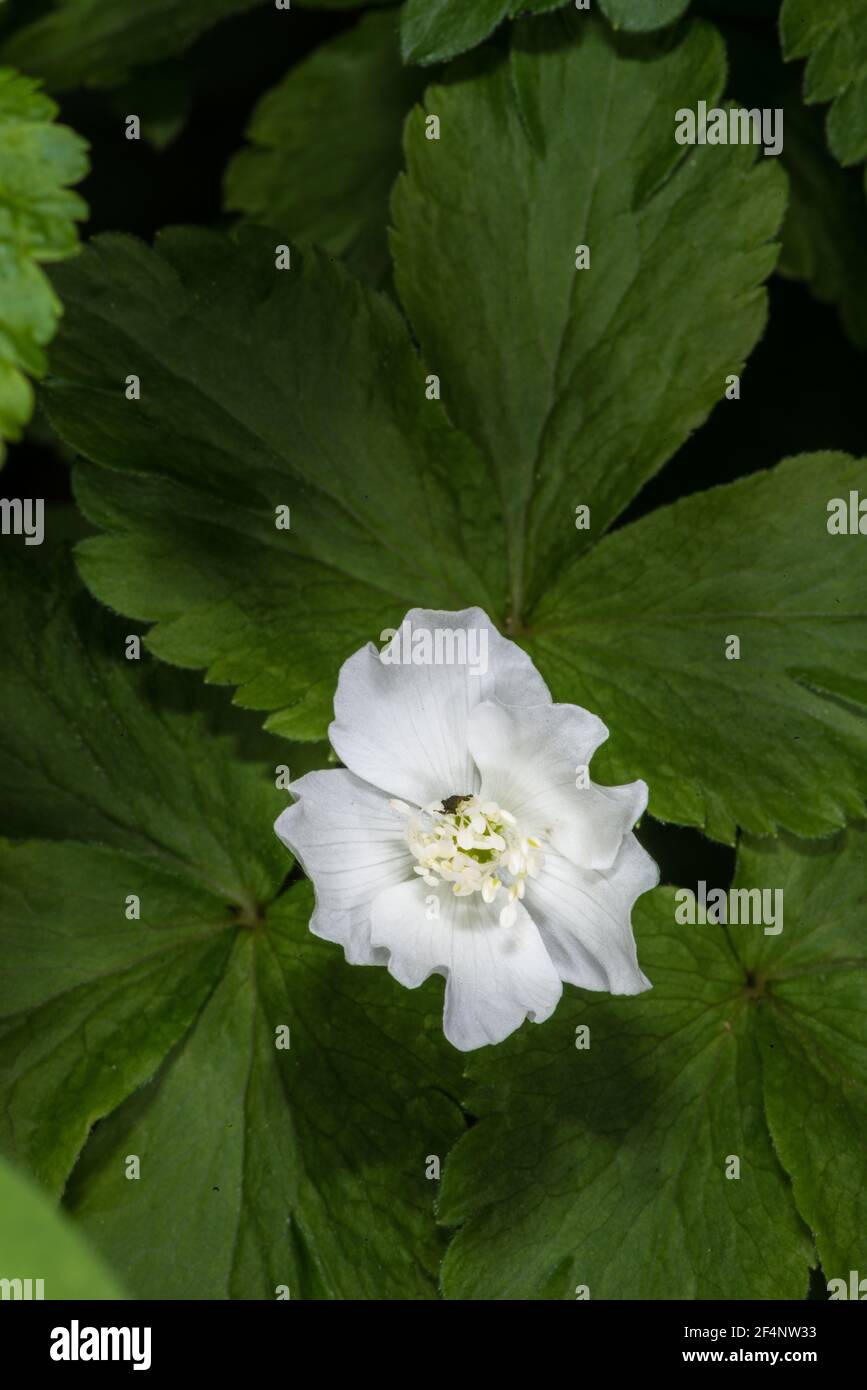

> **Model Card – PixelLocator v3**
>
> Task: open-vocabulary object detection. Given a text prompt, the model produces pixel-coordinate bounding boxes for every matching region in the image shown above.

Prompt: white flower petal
[467,699,647,870]
[275,770,413,965]
[524,834,657,995]
[369,877,562,1051]
[329,607,551,806]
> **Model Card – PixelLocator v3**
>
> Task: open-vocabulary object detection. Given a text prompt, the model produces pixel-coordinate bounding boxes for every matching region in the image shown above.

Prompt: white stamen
[481,875,498,904]
[400,794,541,926]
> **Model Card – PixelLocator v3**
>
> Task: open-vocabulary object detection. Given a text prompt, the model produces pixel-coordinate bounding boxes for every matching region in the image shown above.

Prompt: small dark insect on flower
[276,607,655,1052]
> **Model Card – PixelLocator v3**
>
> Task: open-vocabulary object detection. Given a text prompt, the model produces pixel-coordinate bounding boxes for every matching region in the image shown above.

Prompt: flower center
[390,793,541,928]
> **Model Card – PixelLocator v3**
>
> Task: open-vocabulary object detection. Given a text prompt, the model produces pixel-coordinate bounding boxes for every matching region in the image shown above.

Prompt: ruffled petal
[524,833,657,994]
[329,607,551,807]
[369,877,562,1051]
[467,699,647,870]
[275,769,413,965]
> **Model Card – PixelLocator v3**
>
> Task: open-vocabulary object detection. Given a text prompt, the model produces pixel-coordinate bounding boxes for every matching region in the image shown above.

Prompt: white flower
[275,608,657,1052]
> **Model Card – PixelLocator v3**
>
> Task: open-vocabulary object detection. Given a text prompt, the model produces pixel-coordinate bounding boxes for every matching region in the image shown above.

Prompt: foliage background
[10,0,866,875]
[0,0,865,1300]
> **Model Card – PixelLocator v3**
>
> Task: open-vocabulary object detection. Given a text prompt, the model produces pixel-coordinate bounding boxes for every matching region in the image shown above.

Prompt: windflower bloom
[275,608,657,1051]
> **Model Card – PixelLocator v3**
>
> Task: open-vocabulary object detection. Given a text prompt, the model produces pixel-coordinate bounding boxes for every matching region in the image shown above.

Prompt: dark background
[4,0,864,900]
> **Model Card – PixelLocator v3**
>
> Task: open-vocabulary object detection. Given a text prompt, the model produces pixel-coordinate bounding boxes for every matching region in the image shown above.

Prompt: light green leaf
[440,828,867,1299]
[0,0,269,91]
[0,67,87,462]
[400,0,567,66]
[225,12,426,285]
[527,453,867,843]
[0,549,465,1297]
[45,226,496,740]
[781,0,867,179]
[0,1154,126,1299]
[391,12,786,616]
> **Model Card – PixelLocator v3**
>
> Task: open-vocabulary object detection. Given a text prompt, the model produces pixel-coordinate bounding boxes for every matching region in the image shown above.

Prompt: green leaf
[0,0,269,90]
[725,25,867,349]
[224,12,426,286]
[439,827,867,1299]
[0,552,287,892]
[0,836,239,1194]
[778,93,867,350]
[65,882,463,1300]
[43,18,862,849]
[527,453,867,843]
[0,546,288,1191]
[0,549,465,1297]
[104,62,194,151]
[781,0,867,179]
[400,0,567,66]
[45,226,496,739]
[598,0,691,32]
[730,832,867,1288]
[398,0,693,66]
[0,1154,126,1299]
[0,67,87,462]
[391,12,786,616]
